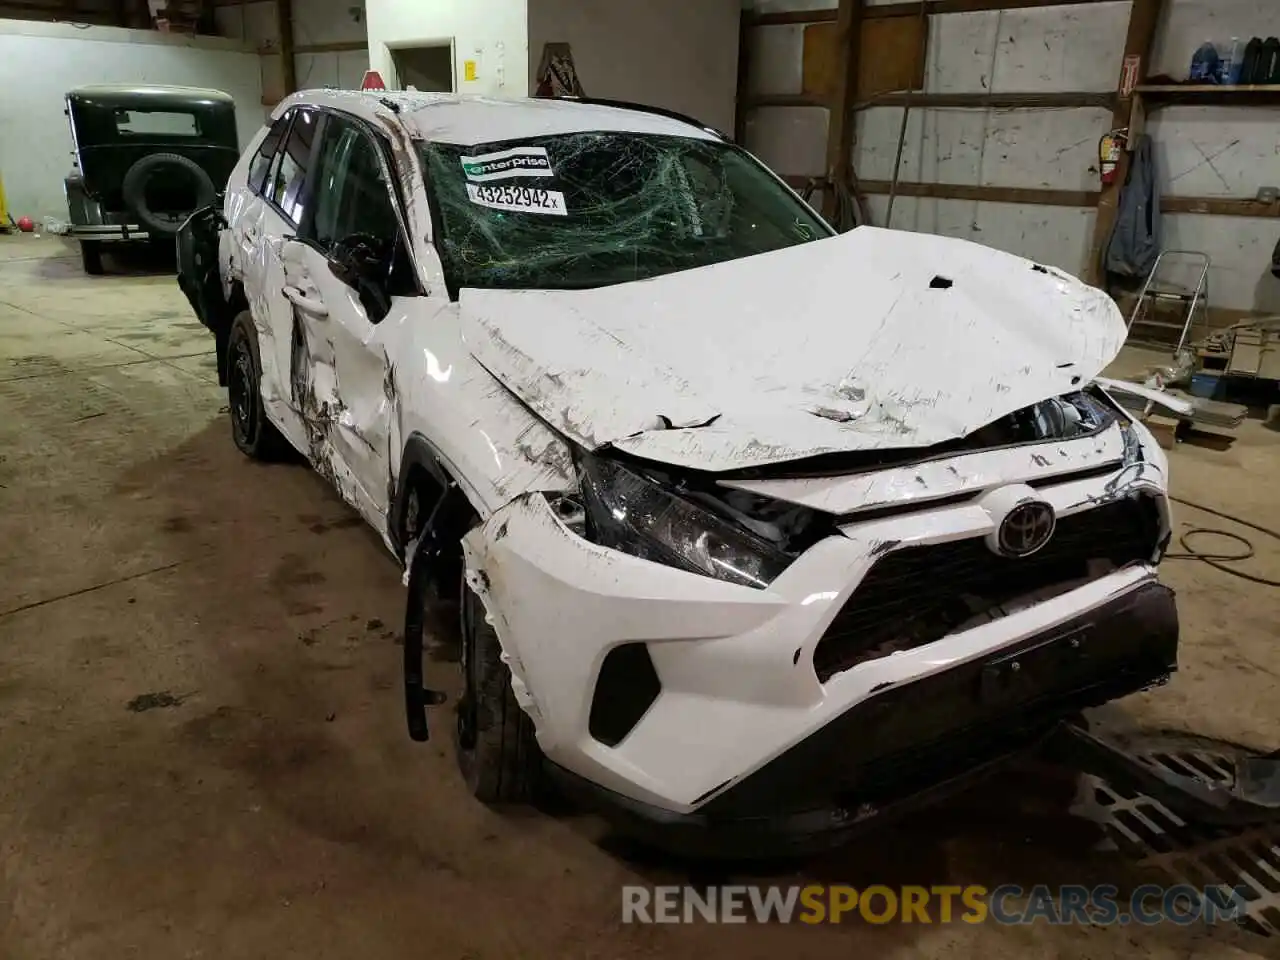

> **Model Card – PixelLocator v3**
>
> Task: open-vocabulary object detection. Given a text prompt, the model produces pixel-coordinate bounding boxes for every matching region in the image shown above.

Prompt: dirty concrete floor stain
[2,236,1279,959]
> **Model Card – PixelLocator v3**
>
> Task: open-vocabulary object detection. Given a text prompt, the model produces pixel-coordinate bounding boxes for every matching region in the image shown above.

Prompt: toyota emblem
[995,501,1056,557]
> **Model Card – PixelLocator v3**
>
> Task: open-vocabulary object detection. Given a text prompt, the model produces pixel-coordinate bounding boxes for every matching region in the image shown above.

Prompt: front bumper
[545,581,1176,856]
[465,466,1171,804]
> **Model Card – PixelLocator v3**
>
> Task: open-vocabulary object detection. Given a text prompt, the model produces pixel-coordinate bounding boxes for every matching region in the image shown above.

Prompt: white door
[232,107,323,450]
[278,111,417,530]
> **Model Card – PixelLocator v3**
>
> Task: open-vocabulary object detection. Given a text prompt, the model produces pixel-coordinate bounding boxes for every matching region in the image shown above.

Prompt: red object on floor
[16,216,34,232]
[361,71,386,91]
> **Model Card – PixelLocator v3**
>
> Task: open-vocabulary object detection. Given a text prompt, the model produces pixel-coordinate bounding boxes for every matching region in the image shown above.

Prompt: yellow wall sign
[463,60,477,82]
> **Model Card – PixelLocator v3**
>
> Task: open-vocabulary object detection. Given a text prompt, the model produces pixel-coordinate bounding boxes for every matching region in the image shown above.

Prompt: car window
[301,113,417,311]
[266,109,319,225]
[114,109,200,137]
[418,132,833,292]
[307,115,400,251]
[248,112,292,196]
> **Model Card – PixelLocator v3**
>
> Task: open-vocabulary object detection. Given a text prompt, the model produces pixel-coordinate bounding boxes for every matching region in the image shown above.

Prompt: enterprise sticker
[466,182,567,216]
[460,146,554,181]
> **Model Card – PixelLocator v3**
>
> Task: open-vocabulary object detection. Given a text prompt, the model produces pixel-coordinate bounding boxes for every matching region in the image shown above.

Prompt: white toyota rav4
[177,89,1179,854]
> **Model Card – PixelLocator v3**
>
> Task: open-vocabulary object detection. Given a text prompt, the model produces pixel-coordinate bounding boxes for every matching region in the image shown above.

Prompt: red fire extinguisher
[1098,129,1128,186]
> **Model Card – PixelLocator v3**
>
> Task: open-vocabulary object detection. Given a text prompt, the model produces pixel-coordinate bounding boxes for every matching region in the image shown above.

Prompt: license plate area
[979,623,1094,706]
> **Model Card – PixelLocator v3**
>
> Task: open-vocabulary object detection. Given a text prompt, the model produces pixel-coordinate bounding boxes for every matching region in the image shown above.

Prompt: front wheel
[226,311,286,461]
[454,572,542,804]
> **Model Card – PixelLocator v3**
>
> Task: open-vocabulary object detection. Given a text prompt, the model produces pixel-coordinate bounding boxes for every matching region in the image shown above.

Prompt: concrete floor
[1,234,1279,959]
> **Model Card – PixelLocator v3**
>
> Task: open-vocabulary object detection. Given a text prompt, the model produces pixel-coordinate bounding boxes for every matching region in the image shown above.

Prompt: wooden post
[734,11,752,144]
[276,0,297,96]
[823,0,863,220]
[1085,0,1164,285]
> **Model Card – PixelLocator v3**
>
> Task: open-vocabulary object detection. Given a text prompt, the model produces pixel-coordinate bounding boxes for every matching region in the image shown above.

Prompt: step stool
[1126,250,1211,356]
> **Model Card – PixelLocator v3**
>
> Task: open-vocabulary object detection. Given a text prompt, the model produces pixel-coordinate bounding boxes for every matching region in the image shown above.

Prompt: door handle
[282,285,328,317]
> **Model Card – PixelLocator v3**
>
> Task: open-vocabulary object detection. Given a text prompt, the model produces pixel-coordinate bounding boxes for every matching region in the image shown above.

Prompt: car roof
[67,84,235,105]
[273,89,724,146]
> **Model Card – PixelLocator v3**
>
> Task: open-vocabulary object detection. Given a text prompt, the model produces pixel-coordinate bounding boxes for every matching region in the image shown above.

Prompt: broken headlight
[1090,386,1145,467]
[575,454,793,589]
[1119,416,1145,466]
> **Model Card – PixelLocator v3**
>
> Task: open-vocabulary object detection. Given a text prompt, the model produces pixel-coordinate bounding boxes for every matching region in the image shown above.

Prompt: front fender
[64,173,104,227]
[385,302,578,555]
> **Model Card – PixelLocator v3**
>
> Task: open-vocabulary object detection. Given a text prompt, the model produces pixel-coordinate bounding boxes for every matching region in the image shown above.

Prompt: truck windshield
[418,132,833,291]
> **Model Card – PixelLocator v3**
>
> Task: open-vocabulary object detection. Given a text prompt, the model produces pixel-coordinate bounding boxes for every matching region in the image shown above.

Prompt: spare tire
[121,153,217,238]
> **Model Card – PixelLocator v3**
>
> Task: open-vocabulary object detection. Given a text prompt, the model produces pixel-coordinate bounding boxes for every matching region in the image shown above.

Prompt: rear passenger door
[279,111,419,529]
[231,107,322,450]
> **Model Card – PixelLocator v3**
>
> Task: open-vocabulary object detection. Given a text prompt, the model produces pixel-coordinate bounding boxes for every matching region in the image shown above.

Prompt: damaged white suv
[177,90,1178,854]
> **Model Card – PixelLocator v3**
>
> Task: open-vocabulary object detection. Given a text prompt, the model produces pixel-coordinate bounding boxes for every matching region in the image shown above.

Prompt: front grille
[813,495,1161,682]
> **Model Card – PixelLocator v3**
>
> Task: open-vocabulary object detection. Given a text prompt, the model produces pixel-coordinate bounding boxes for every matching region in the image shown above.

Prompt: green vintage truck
[63,84,239,274]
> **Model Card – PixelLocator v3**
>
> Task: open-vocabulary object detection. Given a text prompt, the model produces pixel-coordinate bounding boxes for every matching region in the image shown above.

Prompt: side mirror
[328,234,384,284]
[328,234,393,321]
[328,254,359,288]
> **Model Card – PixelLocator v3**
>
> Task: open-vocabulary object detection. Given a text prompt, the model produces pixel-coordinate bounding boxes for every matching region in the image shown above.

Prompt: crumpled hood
[459,226,1126,473]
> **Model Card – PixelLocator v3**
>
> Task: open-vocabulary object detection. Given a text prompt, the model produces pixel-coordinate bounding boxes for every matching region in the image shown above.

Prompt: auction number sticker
[466,182,567,216]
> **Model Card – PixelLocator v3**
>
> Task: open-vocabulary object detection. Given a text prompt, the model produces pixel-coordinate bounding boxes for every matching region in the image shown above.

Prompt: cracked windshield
[419,131,833,290]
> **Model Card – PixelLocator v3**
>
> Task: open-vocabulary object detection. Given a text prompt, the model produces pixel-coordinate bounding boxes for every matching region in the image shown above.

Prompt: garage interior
[2,0,1280,956]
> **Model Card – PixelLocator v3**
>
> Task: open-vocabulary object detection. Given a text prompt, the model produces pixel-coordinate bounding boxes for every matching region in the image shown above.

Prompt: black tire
[121,153,217,238]
[226,311,287,461]
[455,571,541,804]
[80,241,103,275]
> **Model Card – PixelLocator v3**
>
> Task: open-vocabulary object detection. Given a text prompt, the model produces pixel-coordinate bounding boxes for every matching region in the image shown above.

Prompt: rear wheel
[454,568,542,804]
[226,311,287,461]
[80,241,103,275]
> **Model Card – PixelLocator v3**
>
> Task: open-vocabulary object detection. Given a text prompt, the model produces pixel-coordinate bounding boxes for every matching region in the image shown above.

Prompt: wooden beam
[780,175,1278,219]
[748,94,827,108]
[751,9,837,27]
[750,0,1118,27]
[747,90,1113,110]
[782,176,1099,207]
[1085,0,1164,285]
[863,180,1099,206]
[275,0,296,95]
[868,0,1116,16]
[0,0,67,10]
[1163,196,1280,218]
[867,91,1113,108]
[0,1,119,20]
[822,0,862,220]
[283,40,367,54]
[734,11,751,144]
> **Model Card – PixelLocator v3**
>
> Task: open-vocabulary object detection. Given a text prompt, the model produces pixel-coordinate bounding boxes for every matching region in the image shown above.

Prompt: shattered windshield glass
[419,132,834,291]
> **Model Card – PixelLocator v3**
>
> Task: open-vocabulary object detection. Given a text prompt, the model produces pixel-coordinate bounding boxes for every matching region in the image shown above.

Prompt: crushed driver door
[279,111,415,531]
[281,240,392,529]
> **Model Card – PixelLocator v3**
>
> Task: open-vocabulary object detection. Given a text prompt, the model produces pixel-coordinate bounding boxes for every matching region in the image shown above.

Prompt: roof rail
[557,97,729,141]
